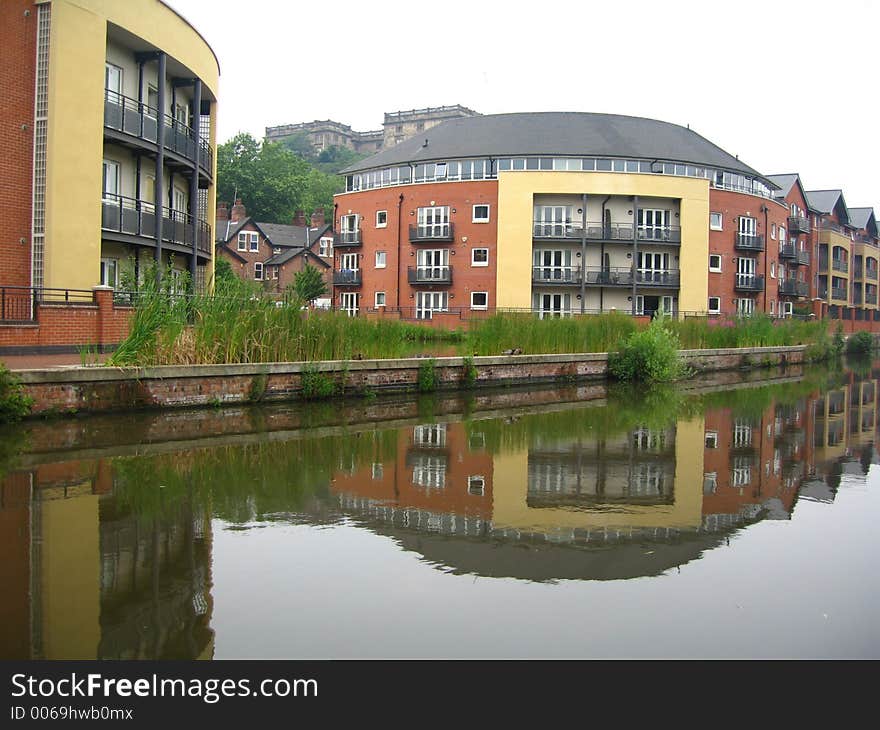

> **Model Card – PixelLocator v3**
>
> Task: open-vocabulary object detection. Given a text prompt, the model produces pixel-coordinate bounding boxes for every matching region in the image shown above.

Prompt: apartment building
[332,112,877,323]
[0,0,219,297]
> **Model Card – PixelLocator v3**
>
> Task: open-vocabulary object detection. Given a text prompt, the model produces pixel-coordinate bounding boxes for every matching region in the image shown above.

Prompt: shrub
[461,355,478,388]
[418,358,438,392]
[608,317,688,383]
[833,323,845,355]
[845,331,874,354]
[0,364,33,423]
[301,365,337,399]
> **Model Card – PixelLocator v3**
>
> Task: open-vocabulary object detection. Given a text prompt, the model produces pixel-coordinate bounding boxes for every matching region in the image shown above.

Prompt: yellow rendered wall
[490,415,705,532]
[39,492,100,659]
[496,172,710,312]
[43,0,219,291]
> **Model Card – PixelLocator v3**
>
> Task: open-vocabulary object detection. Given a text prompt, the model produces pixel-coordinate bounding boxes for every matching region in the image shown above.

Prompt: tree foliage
[279,133,370,175]
[290,264,328,304]
[216,133,341,223]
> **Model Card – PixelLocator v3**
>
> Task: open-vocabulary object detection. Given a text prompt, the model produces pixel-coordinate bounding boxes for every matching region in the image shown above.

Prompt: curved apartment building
[1,0,219,296]
[333,112,874,321]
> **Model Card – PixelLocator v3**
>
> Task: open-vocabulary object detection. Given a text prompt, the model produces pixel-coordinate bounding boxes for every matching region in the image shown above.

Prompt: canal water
[1,361,879,659]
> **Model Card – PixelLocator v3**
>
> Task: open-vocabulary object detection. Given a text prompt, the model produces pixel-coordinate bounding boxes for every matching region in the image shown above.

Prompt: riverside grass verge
[107,275,836,381]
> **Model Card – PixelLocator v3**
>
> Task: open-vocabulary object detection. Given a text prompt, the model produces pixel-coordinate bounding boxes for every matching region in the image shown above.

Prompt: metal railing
[867,267,879,280]
[735,233,765,251]
[334,230,362,247]
[103,90,213,177]
[333,269,362,286]
[832,259,849,273]
[0,286,96,323]
[409,223,454,242]
[101,195,212,255]
[532,266,581,284]
[854,234,878,245]
[831,286,847,301]
[577,267,680,287]
[797,250,810,266]
[853,265,864,280]
[779,243,796,259]
[531,221,681,244]
[735,274,765,292]
[853,289,863,305]
[778,279,809,297]
[788,216,811,235]
[407,266,453,284]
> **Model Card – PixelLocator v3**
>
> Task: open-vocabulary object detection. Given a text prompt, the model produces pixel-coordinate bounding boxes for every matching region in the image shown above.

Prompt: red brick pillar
[93,285,114,348]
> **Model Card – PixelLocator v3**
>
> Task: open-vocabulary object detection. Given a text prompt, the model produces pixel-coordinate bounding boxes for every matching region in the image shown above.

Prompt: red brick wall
[0,0,37,287]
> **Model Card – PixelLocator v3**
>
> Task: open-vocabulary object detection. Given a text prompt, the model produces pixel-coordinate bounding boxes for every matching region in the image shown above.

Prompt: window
[102,159,120,202]
[705,431,718,449]
[468,476,486,496]
[272,266,279,279]
[254,262,263,280]
[770,300,775,315]
[376,210,387,228]
[318,237,333,257]
[416,291,448,320]
[770,262,776,278]
[771,223,777,239]
[375,291,386,307]
[375,251,387,268]
[100,258,118,288]
[142,174,155,211]
[416,206,450,238]
[736,298,755,315]
[472,204,490,223]
[703,473,717,494]
[708,297,721,313]
[104,63,122,103]
[173,187,186,217]
[249,233,259,251]
[472,248,489,267]
[710,212,723,230]
[340,213,359,232]
[471,292,488,310]
[237,231,258,252]
[147,86,158,116]
[372,463,384,480]
[779,227,786,245]
[174,102,188,129]
[237,232,247,251]
[709,254,722,272]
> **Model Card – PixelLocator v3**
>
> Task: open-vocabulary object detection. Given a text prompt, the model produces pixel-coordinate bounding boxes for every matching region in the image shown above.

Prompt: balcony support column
[189,78,202,288]
[580,194,587,313]
[154,52,167,281]
[631,196,639,316]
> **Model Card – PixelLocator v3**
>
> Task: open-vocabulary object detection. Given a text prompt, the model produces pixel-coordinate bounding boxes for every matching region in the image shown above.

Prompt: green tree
[216,132,341,223]
[213,258,236,288]
[290,264,327,304]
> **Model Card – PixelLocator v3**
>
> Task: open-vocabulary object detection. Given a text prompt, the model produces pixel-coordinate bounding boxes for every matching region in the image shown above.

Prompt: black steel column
[154,52,167,281]
[189,79,202,287]
[631,195,639,315]
[580,194,587,313]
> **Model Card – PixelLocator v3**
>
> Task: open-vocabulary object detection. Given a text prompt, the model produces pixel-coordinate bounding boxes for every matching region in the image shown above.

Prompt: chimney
[292,210,307,227]
[216,201,229,221]
[310,209,325,228]
[230,199,247,223]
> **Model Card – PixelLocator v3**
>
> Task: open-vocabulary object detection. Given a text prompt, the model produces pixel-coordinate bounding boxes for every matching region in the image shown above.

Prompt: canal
[1,360,878,659]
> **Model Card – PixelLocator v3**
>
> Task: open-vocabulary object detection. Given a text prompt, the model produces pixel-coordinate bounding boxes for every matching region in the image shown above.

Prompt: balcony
[779,243,796,260]
[831,286,847,301]
[103,91,213,180]
[797,250,810,266]
[100,195,212,257]
[735,233,765,252]
[788,216,811,235]
[867,291,878,305]
[334,230,362,248]
[853,289,863,305]
[531,222,681,245]
[580,268,680,287]
[832,259,849,273]
[778,279,809,297]
[333,269,362,286]
[734,274,765,292]
[853,264,864,281]
[409,223,454,243]
[407,266,453,285]
[532,266,582,285]
[868,268,879,281]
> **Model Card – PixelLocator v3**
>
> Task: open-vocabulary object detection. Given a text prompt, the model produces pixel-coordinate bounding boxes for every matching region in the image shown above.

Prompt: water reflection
[1,363,877,658]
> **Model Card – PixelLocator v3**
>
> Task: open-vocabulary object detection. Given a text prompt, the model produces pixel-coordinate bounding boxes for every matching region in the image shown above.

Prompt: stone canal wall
[14,345,807,416]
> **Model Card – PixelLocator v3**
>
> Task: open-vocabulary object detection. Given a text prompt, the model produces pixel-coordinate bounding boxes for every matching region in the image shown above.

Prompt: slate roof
[848,207,876,231]
[341,111,767,180]
[767,174,799,198]
[805,189,846,215]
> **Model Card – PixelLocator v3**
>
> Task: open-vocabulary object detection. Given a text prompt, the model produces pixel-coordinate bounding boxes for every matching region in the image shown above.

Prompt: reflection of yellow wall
[491,416,705,531]
[44,0,219,290]
[40,490,100,659]
[496,172,710,312]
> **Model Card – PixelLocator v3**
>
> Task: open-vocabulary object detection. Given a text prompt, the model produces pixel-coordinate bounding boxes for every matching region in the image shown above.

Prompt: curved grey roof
[341,111,766,179]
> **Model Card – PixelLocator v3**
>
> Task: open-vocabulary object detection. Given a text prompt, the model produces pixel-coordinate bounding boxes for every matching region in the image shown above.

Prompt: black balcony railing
[867,291,878,305]
[778,279,809,297]
[797,250,810,266]
[735,233,765,251]
[579,267,680,287]
[735,274,765,292]
[788,216,811,235]
[407,266,453,284]
[818,255,829,272]
[831,286,847,301]
[531,221,681,244]
[333,269,362,286]
[779,243,796,259]
[832,259,849,273]
[409,223,454,242]
[100,195,212,255]
[0,286,96,323]
[532,266,582,284]
[103,91,213,177]
[853,289,863,305]
[853,265,864,280]
[867,267,879,281]
[334,230,362,247]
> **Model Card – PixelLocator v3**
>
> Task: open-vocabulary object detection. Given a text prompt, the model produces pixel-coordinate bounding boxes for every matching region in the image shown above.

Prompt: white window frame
[318,237,333,257]
[471,248,489,267]
[375,251,387,269]
[709,254,722,272]
[237,232,248,251]
[710,212,723,230]
[254,262,263,280]
[376,210,387,228]
[705,431,718,449]
[104,62,123,103]
[102,159,120,202]
[770,223,777,239]
[472,204,490,223]
[467,476,486,496]
[100,257,119,288]
[248,232,259,252]
[708,297,721,314]
[375,291,386,307]
[770,261,776,278]
[471,291,489,310]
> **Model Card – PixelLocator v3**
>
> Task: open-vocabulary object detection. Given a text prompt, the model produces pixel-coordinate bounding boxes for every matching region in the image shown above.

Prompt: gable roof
[264,248,331,268]
[805,189,850,224]
[341,111,769,182]
[848,207,877,235]
[767,173,814,212]
[215,219,333,248]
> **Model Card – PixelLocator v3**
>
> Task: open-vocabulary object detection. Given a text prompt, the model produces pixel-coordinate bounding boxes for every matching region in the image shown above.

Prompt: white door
[638,252,669,283]
[533,249,572,281]
[416,291,448,319]
[737,257,756,287]
[417,207,449,237]
[105,63,122,103]
[738,216,757,238]
[534,206,571,237]
[416,249,449,280]
[638,209,670,240]
[102,160,120,203]
[340,292,359,317]
[534,293,570,318]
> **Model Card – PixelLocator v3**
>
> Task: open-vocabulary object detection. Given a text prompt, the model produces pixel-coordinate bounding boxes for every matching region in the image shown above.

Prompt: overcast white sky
[168,0,880,211]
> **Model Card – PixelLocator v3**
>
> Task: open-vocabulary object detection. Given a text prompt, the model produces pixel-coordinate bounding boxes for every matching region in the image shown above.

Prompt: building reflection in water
[0,365,877,658]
